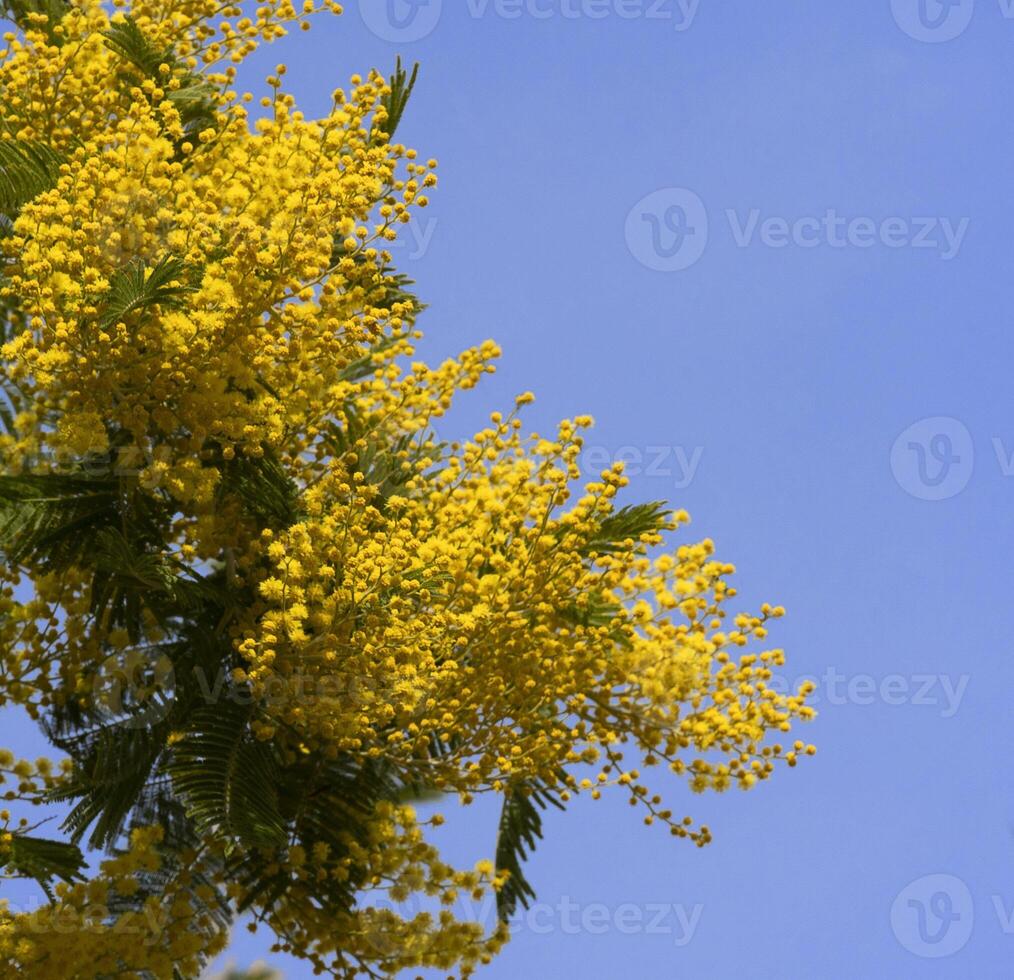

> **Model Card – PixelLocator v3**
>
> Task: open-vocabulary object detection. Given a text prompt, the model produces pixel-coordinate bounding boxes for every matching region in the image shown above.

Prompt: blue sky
[9,0,1014,976]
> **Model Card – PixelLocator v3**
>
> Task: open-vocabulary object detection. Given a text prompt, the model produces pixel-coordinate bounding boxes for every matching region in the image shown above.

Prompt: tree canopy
[0,1,815,976]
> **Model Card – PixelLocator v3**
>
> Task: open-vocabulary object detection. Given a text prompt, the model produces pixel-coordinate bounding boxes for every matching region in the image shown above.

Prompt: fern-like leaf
[102,16,170,74]
[494,780,564,922]
[53,722,169,850]
[4,834,86,900]
[102,17,218,146]
[579,500,671,556]
[0,475,120,568]
[377,57,419,142]
[0,139,62,215]
[230,756,403,915]
[218,451,301,530]
[169,703,287,851]
[100,254,196,329]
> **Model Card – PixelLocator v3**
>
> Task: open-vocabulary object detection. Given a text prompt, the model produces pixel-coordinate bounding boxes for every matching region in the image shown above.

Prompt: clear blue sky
[10,0,1014,976]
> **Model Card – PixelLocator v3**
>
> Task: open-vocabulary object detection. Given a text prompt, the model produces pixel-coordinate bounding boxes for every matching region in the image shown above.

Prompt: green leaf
[4,834,86,900]
[102,17,219,147]
[102,16,172,75]
[494,780,564,922]
[230,756,402,915]
[579,501,671,556]
[0,140,62,216]
[53,722,169,850]
[0,472,173,583]
[558,591,623,630]
[169,703,287,850]
[0,474,120,569]
[377,57,419,143]
[89,527,178,638]
[100,254,197,329]
[218,450,301,530]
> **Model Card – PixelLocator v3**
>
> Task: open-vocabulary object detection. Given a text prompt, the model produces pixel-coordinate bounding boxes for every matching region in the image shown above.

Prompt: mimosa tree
[0,1,815,975]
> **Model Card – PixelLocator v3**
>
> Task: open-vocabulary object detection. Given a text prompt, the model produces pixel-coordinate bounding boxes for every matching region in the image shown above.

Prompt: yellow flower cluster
[2,0,431,506]
[0,827,228,978]
[238,407,815,831]
[0,0,815,976]
[243,802,510,978]
[0,567,99,719]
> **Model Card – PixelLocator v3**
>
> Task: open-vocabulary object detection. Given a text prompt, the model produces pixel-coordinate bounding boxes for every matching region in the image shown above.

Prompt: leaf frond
[0,139,62,215]
[4,835,86,900]
[100,254,198,329]
[494,779,564,922]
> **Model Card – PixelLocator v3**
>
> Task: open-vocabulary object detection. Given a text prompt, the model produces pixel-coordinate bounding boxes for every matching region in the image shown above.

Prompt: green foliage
[218,451,301,531]
[493,779,564,922]
[100,254,198,329]
[578,500,671,556]
[0,306,23,433]
[377,57,419,143]
[102,17,218,145]
[101,16,172,75]
[229,754,406,915]
[558,591,624,632]
[3,834,86,900]
[0,474,123,569]
[90,528,180,641]
[53,722,171,850]
[0,140,62,217]
[168,703,287,851]
[316,403,424,512]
